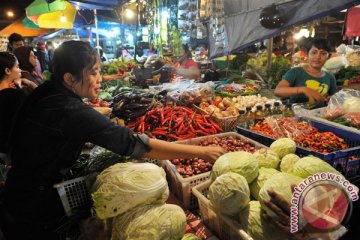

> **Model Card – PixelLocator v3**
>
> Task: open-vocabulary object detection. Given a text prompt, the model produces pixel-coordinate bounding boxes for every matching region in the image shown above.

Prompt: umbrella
[36,2,77,29]
[22,17,40,29]
[26,0,66,16]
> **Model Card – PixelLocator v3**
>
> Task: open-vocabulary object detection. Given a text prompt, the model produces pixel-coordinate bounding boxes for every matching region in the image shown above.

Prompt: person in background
[7,33,24,53]
[273,35,285,55]
[164,44,201,81]
[14,46,43,86]
[0,52,37,187]
[0,41,226,239]
[46,41,55,68]
[35,42,49,72]
[274,38,337,108]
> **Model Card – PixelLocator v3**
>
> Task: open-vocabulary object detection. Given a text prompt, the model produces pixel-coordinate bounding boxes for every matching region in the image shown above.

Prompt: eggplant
[126,103,151,110]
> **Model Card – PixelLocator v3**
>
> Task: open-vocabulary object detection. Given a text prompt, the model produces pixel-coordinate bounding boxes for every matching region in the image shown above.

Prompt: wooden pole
[266,37,273,71]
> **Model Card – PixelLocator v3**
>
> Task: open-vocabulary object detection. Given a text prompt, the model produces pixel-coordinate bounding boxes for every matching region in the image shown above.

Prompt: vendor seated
[274,38,337,108]
[164,44,200,81]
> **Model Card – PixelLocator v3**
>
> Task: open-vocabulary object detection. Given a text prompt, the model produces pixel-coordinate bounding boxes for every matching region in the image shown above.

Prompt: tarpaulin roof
[69,0,119,10]
[0,18,50,37]
[38,28,106,39]
[210,0,360,58]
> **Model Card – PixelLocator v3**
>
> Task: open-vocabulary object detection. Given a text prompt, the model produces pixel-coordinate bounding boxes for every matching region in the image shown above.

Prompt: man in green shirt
[274,38,337,107]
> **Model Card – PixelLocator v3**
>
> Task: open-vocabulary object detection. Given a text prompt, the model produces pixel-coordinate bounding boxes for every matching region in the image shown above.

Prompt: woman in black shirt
[1,41,226,239]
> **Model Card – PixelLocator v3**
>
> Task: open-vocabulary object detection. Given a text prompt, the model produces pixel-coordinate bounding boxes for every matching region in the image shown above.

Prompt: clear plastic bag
[325,89,360,119]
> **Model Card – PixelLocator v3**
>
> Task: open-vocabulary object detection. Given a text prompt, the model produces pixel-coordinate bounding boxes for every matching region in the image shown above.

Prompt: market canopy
[69,0,119,10]
[0,18,50,37]
[209,0,360,58]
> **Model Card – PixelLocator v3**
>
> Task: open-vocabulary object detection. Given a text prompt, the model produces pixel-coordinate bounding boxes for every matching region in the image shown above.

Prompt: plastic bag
[265,117,315,140]
[325,89,360,119]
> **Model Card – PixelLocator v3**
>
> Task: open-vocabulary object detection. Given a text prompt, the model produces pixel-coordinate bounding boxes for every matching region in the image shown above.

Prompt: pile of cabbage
[92,162,187,240]
[209,138,346,240]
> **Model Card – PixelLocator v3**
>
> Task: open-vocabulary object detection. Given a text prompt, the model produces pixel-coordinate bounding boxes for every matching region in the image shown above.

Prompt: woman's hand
[199,146,227,164]
[14,78,37,90]
[300,87,324,103]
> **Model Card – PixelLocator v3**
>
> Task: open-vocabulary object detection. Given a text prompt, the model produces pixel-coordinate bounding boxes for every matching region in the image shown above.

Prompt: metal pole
[94,9,100,55]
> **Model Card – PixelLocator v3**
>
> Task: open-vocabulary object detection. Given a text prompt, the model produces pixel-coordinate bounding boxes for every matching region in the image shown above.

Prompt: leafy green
[112,204,186,240]
[92,162,169,219]
[209,172,250,216]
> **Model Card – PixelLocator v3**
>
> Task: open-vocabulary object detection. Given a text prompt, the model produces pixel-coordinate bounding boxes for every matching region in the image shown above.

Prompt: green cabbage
[249,167,279,200]
[292,156,342,178]
[269,138,296,159]
[211,151,259,183]
[112,204,186,240]
[258,172,303,220]
[238,201,288,240]
[181,233,201,240]
[280,153,300,173]
[92,162,169,219]
[209,172,250,216]
[253,148,281,169]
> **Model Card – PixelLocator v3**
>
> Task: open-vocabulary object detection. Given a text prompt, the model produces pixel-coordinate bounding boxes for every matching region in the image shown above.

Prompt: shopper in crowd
[164,44,201,81]
[273,35,285,55]
[35,42,49,72]
[46,41,55,69]
[274,38,337,107]
[7,33,24,53]
[0,41,226,239]
[0,52,37,187]
[13,46,43,86]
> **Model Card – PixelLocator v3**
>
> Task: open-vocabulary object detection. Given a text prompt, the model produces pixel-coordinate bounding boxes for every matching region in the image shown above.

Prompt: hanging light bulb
[60,14,67,22]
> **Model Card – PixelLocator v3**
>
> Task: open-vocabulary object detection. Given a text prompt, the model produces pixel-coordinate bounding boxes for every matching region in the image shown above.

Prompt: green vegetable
[92,162,169,219]
[253,148,280,169]
[269,138,296,159]
[280,154,300,173]
[249,167,279,200]
[292,156,342,179]
[112,204,186,240]
[238,201,288,240]
[211,151,259,184]
[258,172,303,220]
[209,172,250,216]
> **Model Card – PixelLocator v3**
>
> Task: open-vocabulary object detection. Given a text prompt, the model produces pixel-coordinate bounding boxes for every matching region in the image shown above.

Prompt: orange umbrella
[0,18,50,37]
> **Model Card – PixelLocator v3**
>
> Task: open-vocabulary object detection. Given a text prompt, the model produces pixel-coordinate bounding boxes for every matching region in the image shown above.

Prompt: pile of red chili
[128,106,223,141]
[250,118,348,154]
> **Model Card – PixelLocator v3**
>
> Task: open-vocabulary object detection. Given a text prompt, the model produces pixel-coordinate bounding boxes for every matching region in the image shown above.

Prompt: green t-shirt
[282,67,337,104]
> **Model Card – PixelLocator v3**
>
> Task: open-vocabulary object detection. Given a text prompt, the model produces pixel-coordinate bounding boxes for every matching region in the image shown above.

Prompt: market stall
[1,1,360,240]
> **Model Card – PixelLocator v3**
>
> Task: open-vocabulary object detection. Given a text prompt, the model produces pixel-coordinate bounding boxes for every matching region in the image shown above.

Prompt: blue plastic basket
[236,117,360,177]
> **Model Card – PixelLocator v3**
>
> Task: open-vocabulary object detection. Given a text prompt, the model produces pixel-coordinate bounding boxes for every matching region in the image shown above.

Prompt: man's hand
[301,87,325,103]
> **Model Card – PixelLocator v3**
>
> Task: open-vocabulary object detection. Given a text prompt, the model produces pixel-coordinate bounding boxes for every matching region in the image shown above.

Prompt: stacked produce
[215,83,259,97]
[206,138,347,240]
[98,79,132,102]
[199,95,276,119]
[101,58,138,77]
[111,90,167,123]
[250,118,348,154]
[127,106,222,141]
[92,162,188,240]
[170,136,257,178]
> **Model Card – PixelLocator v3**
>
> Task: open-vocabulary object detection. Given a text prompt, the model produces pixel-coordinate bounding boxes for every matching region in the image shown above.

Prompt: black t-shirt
[5,81,146,222]
[0,88,27,153]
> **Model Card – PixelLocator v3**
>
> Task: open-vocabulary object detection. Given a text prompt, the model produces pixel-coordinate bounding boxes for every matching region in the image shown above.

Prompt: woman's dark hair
[0,52,17,81]
[274,35,283,44]
[306,38,332,53]
[13,46,35,72]
[51,41,99,84]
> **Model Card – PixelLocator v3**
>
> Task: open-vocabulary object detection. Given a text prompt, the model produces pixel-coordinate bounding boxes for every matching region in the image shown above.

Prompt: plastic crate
[236,117,360,177]
[54,174,97,216]
[163,132,266,209]
[192,181,254,240]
